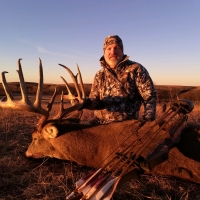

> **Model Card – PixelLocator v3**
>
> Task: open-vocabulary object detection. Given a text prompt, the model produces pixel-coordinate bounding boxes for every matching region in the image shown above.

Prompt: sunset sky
[0,0,199,86]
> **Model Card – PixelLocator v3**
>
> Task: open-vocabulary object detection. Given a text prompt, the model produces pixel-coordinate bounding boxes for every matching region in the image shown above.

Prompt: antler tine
[53,90,64,119]
[37,87,57,131]
[53,90,84,119]
[60,76,75,100]
[34,58,43,109]
[59,64,82,102]
[17,59,30,104]
[46,87,57,112]
[1,71,14,103]
[76,63,85,99]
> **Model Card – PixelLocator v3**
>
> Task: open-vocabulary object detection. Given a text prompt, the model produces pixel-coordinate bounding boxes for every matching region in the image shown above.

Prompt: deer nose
[25,151,33,157]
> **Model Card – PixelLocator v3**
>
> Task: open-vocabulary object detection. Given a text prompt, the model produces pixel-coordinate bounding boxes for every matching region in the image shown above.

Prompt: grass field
[0,84,200,199]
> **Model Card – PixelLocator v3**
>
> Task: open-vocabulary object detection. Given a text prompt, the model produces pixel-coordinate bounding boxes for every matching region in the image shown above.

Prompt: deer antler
[0,58,57,130]
[59,63,85,104]
[52,63,86,119]
[0,60,86,126]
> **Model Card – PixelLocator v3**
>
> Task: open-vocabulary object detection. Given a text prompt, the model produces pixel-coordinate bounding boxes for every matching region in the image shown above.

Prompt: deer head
[0,58,91,161]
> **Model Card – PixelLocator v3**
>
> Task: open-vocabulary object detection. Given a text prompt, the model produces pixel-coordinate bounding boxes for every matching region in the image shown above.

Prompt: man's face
[104,43,123,68]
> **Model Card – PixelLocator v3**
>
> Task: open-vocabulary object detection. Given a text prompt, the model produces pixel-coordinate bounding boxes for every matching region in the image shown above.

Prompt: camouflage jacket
[89,55,156,124]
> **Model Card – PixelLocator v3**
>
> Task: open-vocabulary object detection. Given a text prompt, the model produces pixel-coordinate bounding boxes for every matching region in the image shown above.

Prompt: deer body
[25,119,200,184]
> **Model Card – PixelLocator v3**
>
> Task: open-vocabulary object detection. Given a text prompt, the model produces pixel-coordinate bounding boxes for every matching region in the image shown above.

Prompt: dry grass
[0,102,200,200]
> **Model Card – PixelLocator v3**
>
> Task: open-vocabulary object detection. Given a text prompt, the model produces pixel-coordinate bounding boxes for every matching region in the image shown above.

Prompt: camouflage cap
[103,35,123,52]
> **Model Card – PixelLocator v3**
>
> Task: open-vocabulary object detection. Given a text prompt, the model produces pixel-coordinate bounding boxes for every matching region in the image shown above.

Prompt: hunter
[83,35,156,124]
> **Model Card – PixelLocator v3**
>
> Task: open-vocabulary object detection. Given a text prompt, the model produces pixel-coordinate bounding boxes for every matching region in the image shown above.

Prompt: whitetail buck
[1,59,200,199]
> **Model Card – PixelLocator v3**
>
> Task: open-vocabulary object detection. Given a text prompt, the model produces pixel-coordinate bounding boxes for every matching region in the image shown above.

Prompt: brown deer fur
[26,119,200,184]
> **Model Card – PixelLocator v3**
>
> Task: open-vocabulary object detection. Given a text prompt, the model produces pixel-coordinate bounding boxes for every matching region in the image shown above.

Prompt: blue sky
[0,0,199,86]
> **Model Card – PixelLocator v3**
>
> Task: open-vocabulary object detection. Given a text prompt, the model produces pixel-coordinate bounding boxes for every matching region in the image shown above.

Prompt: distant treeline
[0,82,199,102]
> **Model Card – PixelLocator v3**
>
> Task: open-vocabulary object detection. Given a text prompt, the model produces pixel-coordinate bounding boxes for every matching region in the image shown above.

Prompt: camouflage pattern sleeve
[135,65,157,121]
[87,70,104,109]
[89,71,100,99]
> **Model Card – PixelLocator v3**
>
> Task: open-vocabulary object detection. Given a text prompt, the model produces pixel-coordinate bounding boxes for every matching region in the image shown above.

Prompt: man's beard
[106,57,121,68]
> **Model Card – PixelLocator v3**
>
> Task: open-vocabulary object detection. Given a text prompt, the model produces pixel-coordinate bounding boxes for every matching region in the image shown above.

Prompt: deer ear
[43,123,58,139]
